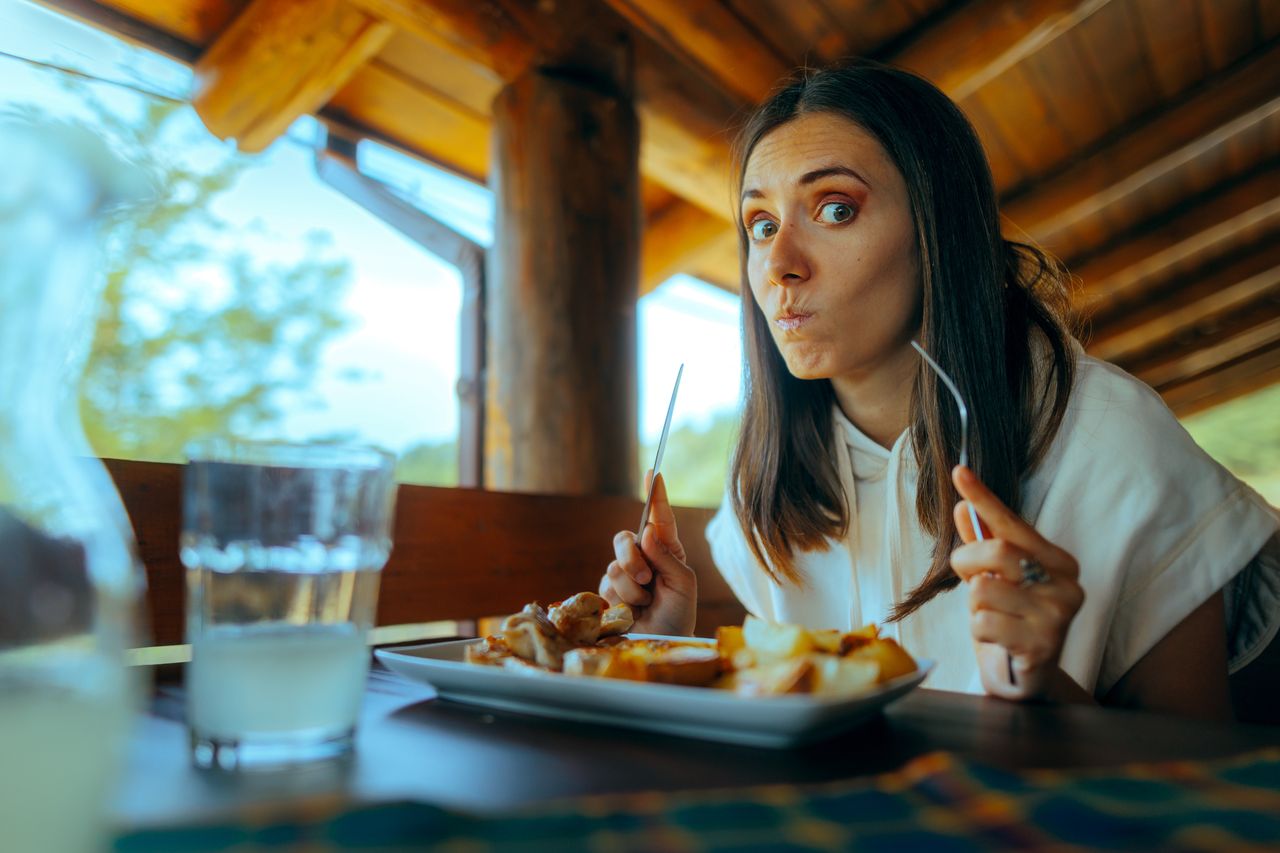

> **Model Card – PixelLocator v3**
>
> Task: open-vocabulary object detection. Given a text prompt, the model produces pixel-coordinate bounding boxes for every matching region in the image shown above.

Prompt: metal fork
[911,341,1018,686]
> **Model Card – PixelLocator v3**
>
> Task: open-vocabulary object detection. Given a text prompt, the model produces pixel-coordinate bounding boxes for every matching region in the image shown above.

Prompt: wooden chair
[106,459,746,648]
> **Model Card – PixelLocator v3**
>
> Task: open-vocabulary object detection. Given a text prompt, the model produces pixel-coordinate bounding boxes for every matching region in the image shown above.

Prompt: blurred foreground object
[0,117,150,853]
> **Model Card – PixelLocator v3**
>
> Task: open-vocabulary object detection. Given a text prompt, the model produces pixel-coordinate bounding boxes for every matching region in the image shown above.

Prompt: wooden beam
[1002,42,1280,254]
[347,0,535,78]
[34,0,202,61]
[1073,161,1280,313]
[1087,239,1280,363]
[603,0,790,104]
[193,0,393,153]
[641,201,738,295]
[892,0,1112,101]
[1132,314,1280,391]
[685,231,743,293]
[324,59,492,183]
[1161,343,1280,417]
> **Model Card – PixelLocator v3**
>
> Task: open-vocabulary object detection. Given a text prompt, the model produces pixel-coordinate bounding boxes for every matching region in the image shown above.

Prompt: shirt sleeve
[1035,358,1280,695]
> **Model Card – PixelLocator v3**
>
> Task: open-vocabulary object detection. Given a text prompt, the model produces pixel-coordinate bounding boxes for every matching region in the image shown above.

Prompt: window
[638,275,743,507]
[3,1,746,503]
[1183,384,1280,507]
[2,2,467,486]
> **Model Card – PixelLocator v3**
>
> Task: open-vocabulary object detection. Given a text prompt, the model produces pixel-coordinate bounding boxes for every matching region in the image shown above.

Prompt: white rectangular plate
[375,636,932,748]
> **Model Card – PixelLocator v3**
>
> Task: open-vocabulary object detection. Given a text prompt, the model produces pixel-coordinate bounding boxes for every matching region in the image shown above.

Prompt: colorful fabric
[113,748,1280,852]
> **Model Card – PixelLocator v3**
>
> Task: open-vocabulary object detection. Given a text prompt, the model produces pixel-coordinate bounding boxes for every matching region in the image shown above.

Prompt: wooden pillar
[487,59,641,496]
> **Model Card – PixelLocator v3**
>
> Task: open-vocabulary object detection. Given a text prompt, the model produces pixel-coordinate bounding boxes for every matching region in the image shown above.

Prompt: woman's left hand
[950,465,1085,700]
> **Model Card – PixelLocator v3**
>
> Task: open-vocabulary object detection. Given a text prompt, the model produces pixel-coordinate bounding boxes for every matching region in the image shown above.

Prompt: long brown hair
[729,61,1076,620]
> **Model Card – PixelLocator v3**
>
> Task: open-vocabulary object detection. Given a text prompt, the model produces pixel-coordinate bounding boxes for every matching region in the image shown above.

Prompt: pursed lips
[774,309,814,331]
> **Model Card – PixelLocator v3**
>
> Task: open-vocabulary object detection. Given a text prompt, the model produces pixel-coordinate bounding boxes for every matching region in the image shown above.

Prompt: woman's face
[741,111,922,381]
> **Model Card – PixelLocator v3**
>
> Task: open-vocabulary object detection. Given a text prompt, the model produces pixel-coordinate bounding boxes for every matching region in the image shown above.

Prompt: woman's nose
[763,222,812,286]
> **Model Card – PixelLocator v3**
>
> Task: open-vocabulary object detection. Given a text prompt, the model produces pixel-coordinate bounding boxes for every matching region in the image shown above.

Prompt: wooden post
[487,58,641,496]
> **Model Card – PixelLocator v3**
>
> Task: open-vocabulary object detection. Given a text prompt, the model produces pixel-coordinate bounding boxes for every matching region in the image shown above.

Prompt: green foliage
[397,440,459,487]
[640,409,739,508]
[1182,384,1280,505]
[393,408,740,502]
[45,82,353,461]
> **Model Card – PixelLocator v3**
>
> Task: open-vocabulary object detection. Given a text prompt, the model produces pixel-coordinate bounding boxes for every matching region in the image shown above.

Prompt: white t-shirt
[706,353,1280,695]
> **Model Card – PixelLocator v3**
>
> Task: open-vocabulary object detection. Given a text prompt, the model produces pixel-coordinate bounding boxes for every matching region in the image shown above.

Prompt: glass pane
[1,3,466,487]
[638,275,743,507]
[1182,383,1280,507]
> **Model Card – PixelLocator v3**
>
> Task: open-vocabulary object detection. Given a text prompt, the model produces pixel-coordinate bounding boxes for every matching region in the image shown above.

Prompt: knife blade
[637,363,684,537]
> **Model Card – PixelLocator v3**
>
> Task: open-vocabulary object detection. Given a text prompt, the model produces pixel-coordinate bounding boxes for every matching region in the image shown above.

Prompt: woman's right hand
[598,472,697,636]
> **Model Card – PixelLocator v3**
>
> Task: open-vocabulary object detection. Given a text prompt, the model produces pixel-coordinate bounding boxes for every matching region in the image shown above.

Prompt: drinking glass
[181,439,397,769]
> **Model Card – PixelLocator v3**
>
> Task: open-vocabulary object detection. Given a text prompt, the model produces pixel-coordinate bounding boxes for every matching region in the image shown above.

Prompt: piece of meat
[549,591,607,645]
[598,602,634,637]
[463,635,514,666]
[500,603,570,670]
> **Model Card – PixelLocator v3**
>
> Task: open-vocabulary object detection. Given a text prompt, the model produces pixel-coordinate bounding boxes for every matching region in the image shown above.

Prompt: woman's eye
[818,202,856,224]
[749,219,778,240]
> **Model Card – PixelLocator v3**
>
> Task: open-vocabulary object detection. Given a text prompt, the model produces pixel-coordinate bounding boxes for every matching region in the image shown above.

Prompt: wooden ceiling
[42,0,1280,416]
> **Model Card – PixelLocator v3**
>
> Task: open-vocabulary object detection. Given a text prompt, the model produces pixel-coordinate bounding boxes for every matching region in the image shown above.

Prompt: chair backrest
[106,458,746,646]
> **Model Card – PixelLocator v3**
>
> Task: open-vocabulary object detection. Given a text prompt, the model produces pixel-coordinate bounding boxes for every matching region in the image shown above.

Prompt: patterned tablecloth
[114,747,1280,852]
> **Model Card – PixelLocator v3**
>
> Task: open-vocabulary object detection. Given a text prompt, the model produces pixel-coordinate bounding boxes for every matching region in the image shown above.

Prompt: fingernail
[637,569,652,584]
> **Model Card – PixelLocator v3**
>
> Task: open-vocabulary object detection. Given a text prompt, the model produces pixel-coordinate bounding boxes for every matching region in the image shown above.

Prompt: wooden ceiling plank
[77,0,241,45]
[641,200,740,295]
[1017,25,1112,151]
[1072,0,1162,127]
[687,229,743,293]
[192,0,393,153]
[35,0,204,60]
[1133,314,1280,390]
[347,0,535,80]
[1131,0,1207,100]
[961,63,1071,180]
[602,0,789,104]
[725,0,851,66]
[891,0,1111,102]
[1161,343,1280,417]
[373,29,503,117]
[1002,43,1280,253]
[326,59,492,182]
[1075,161,1280,311]
[1262,0,1280,38]
[1088,239,1280,362]
[814,0,920,57]
[1196,0,1262,72]
[962,96,1029,192]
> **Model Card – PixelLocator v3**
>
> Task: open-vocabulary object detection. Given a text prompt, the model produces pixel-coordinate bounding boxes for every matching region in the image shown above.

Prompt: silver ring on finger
[1018,557,1050,588]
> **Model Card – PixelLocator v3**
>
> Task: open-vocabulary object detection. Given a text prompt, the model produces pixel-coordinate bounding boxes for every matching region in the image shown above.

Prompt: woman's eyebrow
[799,165,871,189]
[741,164,872,204]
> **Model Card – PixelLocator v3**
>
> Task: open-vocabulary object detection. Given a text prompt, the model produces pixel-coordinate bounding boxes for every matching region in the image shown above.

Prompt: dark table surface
[111,660,1280,830]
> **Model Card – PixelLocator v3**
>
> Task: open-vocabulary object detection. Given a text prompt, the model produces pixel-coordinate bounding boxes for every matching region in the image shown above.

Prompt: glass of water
[181,439,397,770]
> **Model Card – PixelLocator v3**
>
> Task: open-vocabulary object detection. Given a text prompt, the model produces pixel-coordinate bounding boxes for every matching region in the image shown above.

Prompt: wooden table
[111,662,1280,831]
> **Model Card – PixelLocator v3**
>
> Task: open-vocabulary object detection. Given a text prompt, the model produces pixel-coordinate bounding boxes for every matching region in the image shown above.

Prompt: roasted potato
[845,637,917,683]
[743,614,813,661]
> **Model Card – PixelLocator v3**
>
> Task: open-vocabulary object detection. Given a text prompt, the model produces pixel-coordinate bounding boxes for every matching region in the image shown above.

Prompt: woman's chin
[781,354,833,381]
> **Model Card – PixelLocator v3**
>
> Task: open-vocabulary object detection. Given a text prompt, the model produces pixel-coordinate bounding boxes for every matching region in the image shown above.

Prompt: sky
[0,0,744,453]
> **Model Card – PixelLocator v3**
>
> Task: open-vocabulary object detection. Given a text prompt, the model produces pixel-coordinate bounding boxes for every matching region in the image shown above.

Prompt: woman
[599,61,1279,717]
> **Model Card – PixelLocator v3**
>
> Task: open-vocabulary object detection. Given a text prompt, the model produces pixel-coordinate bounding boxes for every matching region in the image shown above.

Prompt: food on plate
[714,616,914,697]
[563,641,723,686]
[466,592,633,671]
[465,593,918,698]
